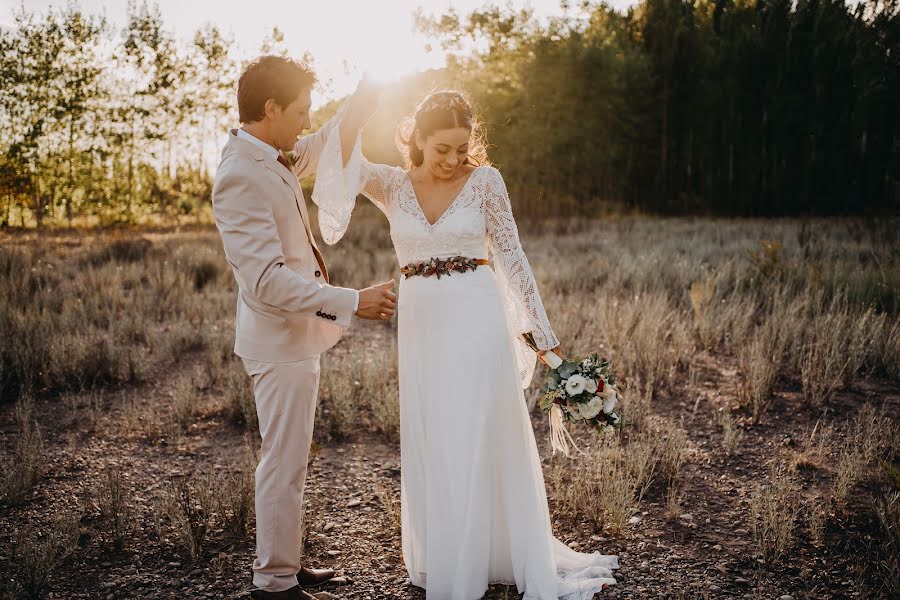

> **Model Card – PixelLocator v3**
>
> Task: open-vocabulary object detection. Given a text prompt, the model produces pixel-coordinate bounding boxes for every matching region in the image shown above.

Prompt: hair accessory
[417,93,470,116]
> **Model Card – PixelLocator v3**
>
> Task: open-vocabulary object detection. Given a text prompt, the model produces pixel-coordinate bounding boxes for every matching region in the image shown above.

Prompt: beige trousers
[242,354,321,592]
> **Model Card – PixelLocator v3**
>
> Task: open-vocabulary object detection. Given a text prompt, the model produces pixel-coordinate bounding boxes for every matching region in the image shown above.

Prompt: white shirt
[236,128,359,315]
[236,127,280,159]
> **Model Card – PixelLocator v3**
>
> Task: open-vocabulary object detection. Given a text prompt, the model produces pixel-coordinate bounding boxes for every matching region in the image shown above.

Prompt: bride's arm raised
[288,79,378,179]
[483,167,561,357]
[312,112,403,245]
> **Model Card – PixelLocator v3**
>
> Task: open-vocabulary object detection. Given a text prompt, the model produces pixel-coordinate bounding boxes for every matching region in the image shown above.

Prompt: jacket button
[315,270,322,277]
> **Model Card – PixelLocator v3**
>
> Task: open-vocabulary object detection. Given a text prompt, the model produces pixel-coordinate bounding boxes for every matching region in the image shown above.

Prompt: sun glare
[308,9,445,92]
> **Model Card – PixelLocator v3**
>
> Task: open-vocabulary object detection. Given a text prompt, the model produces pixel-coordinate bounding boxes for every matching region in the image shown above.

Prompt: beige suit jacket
[212,119,358,363]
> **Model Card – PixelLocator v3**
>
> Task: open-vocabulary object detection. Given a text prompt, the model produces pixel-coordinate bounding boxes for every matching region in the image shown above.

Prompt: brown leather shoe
[250,586,317,600]
[297,566,336,588]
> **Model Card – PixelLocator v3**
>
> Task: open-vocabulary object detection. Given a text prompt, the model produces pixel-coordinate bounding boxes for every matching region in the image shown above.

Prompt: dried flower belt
[400,256,490,279]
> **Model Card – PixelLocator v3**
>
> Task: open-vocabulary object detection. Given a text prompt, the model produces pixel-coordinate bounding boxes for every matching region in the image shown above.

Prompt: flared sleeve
[483,167,560,388]
[312,111,401,245]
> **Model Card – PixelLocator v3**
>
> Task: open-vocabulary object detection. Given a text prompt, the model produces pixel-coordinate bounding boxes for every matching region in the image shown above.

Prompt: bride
[313,90,619,599]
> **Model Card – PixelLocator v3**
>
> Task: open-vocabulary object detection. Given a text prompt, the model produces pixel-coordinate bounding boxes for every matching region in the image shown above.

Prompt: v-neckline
[404,167,479,228]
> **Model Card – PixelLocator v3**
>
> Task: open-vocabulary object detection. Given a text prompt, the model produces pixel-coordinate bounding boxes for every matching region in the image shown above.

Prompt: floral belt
[400,256,490,279]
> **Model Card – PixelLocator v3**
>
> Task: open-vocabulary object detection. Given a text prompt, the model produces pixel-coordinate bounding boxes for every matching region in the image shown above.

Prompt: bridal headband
[416,93,471,116]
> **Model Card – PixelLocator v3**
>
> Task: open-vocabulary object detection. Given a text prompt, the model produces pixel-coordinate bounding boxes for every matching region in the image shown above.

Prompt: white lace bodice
[354,161,489,267]
[313,129,559,387]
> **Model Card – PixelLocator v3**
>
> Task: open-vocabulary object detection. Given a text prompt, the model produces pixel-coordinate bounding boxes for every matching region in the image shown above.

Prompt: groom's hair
[238,55,317,123]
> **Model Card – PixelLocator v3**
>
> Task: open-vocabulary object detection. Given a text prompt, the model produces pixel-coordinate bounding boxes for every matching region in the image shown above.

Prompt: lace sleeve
[484,167,559,353]
[312,120,401,245]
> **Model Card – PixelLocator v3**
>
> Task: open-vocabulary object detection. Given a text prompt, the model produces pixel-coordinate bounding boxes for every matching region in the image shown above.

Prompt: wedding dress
[312,125,619,600]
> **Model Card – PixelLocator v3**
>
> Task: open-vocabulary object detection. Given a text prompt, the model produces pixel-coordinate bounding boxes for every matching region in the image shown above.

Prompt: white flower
[584,378,598,394]
[579,395,604,419]
[602,393,617,415]
[565,374,587,397]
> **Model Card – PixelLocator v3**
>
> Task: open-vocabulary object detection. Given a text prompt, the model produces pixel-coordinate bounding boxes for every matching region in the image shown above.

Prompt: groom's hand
[355,279,397,320]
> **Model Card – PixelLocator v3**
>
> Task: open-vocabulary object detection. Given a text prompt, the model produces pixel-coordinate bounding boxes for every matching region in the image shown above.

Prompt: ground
[1,219,897,599]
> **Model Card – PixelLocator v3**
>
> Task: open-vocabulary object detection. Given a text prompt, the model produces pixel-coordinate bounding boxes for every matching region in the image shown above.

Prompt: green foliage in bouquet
[538,353,623,435]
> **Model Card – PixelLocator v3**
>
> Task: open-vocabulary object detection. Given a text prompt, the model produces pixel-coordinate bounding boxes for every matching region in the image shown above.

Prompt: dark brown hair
[396,90,489,168]
[237,55,317,123]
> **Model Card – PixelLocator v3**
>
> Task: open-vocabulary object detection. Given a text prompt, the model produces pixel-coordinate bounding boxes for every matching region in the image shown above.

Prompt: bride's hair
[395,90,489,169]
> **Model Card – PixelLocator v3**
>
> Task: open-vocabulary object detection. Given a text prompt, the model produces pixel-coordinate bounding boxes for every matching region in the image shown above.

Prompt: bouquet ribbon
[539,350,584,457]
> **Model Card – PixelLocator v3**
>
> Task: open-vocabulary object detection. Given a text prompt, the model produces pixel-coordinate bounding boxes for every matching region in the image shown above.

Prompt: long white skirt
[397,266,619,600]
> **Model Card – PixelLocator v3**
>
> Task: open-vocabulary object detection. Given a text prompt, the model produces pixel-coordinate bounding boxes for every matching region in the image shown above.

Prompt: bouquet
[523,333,623,456]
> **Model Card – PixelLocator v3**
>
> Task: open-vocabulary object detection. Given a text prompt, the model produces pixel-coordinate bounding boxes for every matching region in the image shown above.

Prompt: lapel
[263,157,312,235]
[225,131,328,280]
[227,130,318,247]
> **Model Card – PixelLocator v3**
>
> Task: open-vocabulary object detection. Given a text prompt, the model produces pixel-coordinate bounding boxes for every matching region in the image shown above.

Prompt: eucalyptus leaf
[558,361,578,379]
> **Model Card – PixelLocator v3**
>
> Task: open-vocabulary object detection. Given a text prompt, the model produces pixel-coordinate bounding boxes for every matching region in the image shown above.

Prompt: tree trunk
[67,118,75,226]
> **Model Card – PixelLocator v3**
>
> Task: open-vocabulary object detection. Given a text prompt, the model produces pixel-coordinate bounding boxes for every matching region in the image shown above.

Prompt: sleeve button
[315,270,322,277]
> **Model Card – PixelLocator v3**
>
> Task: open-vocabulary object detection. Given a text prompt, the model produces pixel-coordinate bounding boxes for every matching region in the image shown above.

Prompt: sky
[0,0,638,102]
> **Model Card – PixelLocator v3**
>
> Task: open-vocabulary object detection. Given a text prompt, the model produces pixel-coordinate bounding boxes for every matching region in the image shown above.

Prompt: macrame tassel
[549,404,570,456]
[549,404,584,456]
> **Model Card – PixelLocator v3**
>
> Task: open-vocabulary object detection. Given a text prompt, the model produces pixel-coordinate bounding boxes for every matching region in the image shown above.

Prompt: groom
[212,55,395,600]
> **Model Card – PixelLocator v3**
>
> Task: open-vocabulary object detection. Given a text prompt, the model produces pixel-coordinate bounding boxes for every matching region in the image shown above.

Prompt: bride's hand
[538,345,563,366]
[353,76,383,116]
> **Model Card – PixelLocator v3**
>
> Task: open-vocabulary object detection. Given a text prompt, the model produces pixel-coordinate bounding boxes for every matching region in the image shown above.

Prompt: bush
[84,237,154,266]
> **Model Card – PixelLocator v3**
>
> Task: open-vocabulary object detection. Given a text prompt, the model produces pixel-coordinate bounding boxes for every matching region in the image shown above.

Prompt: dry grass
[154,474,218,560]
[832,404,898,509]
[225,366,257,431]
[599,294,692,391]
[800,320,853,406]
[657,426,690,486]
[96,467,134,552]
[713,407,744,456]
[0,217,898,593]
[620,378,652,432]
[317,347,400,442]
[548,433,660,535]
[0,234,234,402]
[738,317,786,422]
[374,479,401,537]
[664,485,683,522]
[171,374,200,432]
[875,490,900,597]
[1,396,45,507]
[120,392,143,437]
[8,514,80,600]
[217,470,255,539]
[805,496,827,547]
[795,420,838,470]
[749,464,801,562]
[217,440,258,539]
